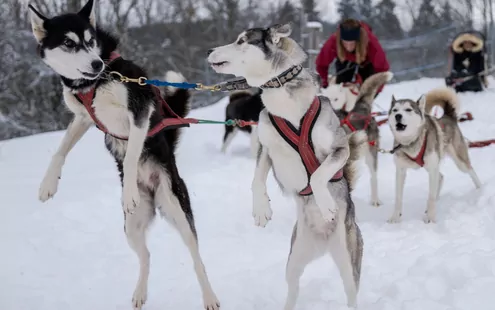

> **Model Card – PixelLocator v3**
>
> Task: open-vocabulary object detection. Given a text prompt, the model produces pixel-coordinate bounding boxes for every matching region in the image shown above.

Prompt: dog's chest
[92,83,131,136]
[259,114,333,193]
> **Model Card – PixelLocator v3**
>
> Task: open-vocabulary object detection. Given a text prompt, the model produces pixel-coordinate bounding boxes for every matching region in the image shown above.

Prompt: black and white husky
[221,88,263,156]
[28,1,220,309]
[208,23,366,309]
[388,87,482,223]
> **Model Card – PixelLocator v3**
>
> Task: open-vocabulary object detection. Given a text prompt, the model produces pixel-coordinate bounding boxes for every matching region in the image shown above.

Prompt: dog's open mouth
[210,61,229,68]
[79,70,100,79]
[396,123,407,131]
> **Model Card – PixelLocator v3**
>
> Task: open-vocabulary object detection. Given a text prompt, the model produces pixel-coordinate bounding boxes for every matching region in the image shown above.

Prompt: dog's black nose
[207,48,214,56]
[395,114,403,122]
[91,60,104,71]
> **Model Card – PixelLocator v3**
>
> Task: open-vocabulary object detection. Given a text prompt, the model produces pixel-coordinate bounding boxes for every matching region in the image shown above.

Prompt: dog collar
[260,64,304,89]
[212,64,303,92]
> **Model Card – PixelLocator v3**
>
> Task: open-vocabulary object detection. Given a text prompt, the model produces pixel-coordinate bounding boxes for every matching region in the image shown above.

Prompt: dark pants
[335,60,375,84]
[445,70,483,92]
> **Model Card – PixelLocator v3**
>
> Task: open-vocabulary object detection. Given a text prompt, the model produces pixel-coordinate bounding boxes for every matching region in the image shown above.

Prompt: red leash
[468,139,495,148]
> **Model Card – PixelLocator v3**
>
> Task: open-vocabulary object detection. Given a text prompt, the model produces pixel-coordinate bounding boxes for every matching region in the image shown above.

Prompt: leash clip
[110,71,147,86]
[195,83,221,91]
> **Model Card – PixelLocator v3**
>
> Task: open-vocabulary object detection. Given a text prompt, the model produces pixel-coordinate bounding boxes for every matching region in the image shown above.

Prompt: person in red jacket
[316,19,390,92]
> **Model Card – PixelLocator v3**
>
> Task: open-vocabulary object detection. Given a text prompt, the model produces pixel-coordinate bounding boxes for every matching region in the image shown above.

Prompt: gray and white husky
[207,23,367,309]
[28,1,219,309]
[334,72,393,207]
[388,87,482,223]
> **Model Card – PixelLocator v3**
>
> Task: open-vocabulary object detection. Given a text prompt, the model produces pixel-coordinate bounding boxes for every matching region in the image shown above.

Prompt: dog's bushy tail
[162,70,191,119]
[425,87,459,121]
[160,70,191,149]
[354,71,394,110]
[344,131,368,191]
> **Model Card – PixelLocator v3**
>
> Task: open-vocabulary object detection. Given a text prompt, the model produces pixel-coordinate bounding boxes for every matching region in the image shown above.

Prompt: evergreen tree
[409,0,440,36]
[302,0,319,21]
[440,1,453,26]
[278,0,298,25]
[337,0,357,20]
[373,0,403,39]
[358,0,373,21]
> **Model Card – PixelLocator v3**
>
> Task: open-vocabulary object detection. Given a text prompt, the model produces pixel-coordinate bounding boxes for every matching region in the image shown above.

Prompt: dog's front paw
[122,185,140,215]
[387,212,402,223]
[252,197,272,227]
[39,175,60,202]
[132,285,147,310]
[423,210,436,224]
[319,205,338,224]
[38,167,62,202]
[203,292,220,310]
[371,199,382,207]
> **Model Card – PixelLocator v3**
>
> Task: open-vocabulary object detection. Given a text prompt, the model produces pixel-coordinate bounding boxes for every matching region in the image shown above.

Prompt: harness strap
[269,97,344,196]
[75,51,190,140]
[405,135,427,167]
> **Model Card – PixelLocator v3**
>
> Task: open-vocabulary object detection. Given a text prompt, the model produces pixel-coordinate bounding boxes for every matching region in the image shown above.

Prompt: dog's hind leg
[284,220,324,310]
[221,125,237,153]
[155,168,220,310]
[447,144,482,189]
[328,211,362,308]
[125,187,155,310]
[365,144,381,207]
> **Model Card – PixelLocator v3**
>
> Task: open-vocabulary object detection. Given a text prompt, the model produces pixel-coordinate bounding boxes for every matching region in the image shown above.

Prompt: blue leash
[144,79,198,89]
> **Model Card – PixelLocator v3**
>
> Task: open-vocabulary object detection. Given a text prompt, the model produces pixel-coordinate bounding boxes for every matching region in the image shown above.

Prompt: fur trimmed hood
[452,33,484,53]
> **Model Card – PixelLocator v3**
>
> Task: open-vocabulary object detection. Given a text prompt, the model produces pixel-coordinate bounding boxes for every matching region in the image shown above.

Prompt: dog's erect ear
[268,23,292,44]
[417,95,426,112]
[28,4,48,43]
[78,0,96,28]
[391,95,397,104]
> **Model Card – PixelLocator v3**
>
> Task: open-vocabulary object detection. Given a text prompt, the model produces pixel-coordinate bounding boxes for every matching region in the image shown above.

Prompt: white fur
[388,100,424,145]
[163,70,185,93]
[320,83,358,111]
[210,24,359,308]
[43,44,103,80]
[38,115,92,201]
[66,32,80,44]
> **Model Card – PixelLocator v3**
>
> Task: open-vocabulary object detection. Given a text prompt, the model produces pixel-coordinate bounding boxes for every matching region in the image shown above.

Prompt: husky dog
[334,72,393,207]
[221,88,263,156]
[207,23,367,309]
[28,1,220,309]
[388,87,482,223]
[321,75,359,111]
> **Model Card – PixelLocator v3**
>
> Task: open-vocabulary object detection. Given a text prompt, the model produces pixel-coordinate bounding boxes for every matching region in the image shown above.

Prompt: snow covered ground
[2,78,495,310]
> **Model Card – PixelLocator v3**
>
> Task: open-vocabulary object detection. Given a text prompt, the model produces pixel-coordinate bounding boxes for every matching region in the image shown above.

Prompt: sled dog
[388,87,482,223]
[334,72,393,207]
[29,1,219,309]
[320,74,359,111]
[221,88,263,157]
[208,23,367,309]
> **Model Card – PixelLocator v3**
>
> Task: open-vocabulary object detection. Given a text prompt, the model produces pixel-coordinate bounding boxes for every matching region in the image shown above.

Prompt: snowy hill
[2,78,495,310]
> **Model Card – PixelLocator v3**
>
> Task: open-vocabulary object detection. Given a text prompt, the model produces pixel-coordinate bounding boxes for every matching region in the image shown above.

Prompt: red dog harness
[405,136,427,167]
[269,96,344,196]
[74,51,191,140]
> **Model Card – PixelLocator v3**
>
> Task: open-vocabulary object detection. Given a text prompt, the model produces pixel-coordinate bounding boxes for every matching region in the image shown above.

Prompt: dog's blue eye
[64,39,76,48]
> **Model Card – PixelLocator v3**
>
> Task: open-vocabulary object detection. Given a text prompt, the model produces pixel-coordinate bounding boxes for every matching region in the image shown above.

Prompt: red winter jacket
[315,22,390,90]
